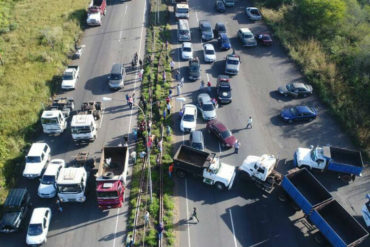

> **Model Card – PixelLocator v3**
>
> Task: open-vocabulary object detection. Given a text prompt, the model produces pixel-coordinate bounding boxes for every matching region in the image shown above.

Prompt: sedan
[280,105,317,123]
[238,28,257,47]
[181,42,193,60]
[199,20,214,41]
[246,7,262,21]
[180,104,197,132]
[278,82,313,98]
[38,159,65,198]
[197,93,216,120]
[218,33,232,50]
[255,33,272,46]
[26,208,52,246]
[206,119,237,148]
[214,22,227,37]
[215,0,226,13]
[203,43,216,63]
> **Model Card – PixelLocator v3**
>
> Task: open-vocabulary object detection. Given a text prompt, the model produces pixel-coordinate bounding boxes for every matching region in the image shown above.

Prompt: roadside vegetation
[256,0,370,155]
[127,0,175,246]
[0,0,88,202]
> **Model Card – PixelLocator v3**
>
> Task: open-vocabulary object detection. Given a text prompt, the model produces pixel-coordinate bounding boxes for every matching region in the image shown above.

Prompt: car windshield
[192,143,203,150]
[71,126,92,134]
[183,47,191,52]
[251,9,260,16]
[41,117,59,125]
[26,156,41,163]
[179,30,188,35]
[110,74,122,80]
[243,34,253,39]
[203,104,214,111]
[28,224,43,236]
[205,49,215,55]
[286,84,293,91]
[218,25,226,32]
[201,24,211,32]
[221,130,232,139]
[227,59,239,65]
[177,8,189,13]
[62,74,73,80]
[183,114,195,122]
[58,184,82,193]
[220,86,231,92]
[289,107,298,116]
[41,175,55,184]
[97,191,118,198]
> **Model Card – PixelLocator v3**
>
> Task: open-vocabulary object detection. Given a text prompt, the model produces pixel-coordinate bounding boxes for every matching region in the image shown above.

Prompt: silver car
[197,93,216,121]
[238,28,257,47]
[199,20,214,41]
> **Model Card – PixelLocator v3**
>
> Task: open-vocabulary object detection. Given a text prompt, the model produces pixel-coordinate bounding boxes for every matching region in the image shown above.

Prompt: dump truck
[294,145,364,181]
[96,146,129,209]
[87,0,106,26]
[173,145,236,190]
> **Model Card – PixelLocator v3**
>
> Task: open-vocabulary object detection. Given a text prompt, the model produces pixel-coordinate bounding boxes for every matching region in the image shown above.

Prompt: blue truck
[281,168,369,247]
[294,146,364,181]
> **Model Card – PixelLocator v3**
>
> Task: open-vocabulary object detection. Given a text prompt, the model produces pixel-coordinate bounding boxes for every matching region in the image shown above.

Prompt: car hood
[281,108,293,118]
[182,120,196,129]
[182,51,193,58]
[23,163,44,176]
[203,110,216,119]
[0,212,21,229]
[295,148,312,163]
[27,234,45,245]
[38,183,56,195]
[225,135,237,146]
[278,86,288,94]
[87,12,101,21]
[242,37,257,44]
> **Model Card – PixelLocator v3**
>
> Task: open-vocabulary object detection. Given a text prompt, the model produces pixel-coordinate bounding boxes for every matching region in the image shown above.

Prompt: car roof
[219,33,229,39]
[216,22,225,28]
[209,119,227,132]
[43,161,63,176]
[28,143,48,156]
[4,188,28,208]
[296,105,313,113]
[191,130,203,143]
[239,28,252,34]
[184,104,197,114]
[183,42,192,48]
[41,110,60,119]
[198,93,212,102]
[203,43,214,50]
[30,208,50,224]
[200,20,211,26]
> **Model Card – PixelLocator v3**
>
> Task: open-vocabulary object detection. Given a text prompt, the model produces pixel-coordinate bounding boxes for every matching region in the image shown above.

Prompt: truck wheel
[176,170,186,178]
[215,182,226,191]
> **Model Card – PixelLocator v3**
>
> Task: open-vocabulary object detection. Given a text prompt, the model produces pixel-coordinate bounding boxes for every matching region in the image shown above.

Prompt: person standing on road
[130,151,136,164]
[234,140,240,154]
[207,81,212,93]
[175,70,180,82]
[199,80,205,91]
[246,116,253,129]
[180,77,184,87]
[157,221,164,240]
[56,199,63,213]
[139,59,143,68]
[170,60,175,71]
[128,96,133,109]
[190,207,199,223]
[168,163,174,178]
[126,234,133,247]
[144,211,150,227]
[176,83,181,96]
[167,103,171,114]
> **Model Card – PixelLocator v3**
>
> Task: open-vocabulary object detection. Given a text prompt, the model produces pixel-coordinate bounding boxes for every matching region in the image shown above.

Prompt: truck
[71,102,101,143]
[56,167,87,203]
[41,109,67,134]
[238,154,283,192]
[173,145,236,190]
[294,145,364,181]
[87,0,106,26]
[362,194,370,228]
[46,97,75,118]
[96,146,129,209]
[225,53,240,75]
[280,168,369,247]
[61,65,79,90]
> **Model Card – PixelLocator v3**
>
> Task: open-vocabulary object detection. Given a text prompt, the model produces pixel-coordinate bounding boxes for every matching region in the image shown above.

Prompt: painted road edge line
[229,209,238,247]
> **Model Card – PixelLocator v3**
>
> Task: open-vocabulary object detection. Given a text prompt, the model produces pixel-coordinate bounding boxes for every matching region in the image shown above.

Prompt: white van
[178,19,191,42]
[175,3,189,19]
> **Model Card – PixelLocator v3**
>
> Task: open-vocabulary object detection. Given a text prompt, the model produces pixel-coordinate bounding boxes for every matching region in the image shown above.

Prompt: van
[175,3,189,19]
[178,19,191,42]
[108,63,125,89]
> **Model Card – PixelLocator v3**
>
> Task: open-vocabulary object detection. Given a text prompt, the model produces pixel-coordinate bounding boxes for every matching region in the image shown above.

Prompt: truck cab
[202,158,236,190]
[295,146,329,170]
[41,110,67,134]
[239,155,277,182]
[96,180,125,209]
[71,114,97,142]
[57,167,87,203]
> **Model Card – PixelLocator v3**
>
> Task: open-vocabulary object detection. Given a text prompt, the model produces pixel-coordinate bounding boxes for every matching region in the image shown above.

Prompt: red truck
[87,0,107,26]
[96,146,129,209]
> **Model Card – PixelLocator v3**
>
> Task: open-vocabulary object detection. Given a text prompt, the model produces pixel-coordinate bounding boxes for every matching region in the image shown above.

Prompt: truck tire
[215,182,226,191]
[176,170,186,178]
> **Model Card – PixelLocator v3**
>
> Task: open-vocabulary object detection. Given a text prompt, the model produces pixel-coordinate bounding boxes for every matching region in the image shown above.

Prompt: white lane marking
[195,11,199,23]
[185,179,191,247]
[119,6,128,42]
[229,209,238,247]
[113,1,147,246]
[218,142,222,155]
[99,109,104,129]
[206,73,209,82]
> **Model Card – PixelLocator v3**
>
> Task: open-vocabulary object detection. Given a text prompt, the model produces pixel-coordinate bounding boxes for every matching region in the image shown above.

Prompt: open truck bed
[96,146,128,183]
[325,146,364,176]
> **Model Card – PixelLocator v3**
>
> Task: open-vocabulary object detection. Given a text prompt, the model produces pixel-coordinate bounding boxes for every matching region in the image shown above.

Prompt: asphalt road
[0,0,147,246]
[170,1,370,247]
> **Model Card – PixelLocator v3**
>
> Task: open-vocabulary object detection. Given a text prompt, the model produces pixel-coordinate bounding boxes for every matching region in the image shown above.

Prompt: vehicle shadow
[85,74,110,95]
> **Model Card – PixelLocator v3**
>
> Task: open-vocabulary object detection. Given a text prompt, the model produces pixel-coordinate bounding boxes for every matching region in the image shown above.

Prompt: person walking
[246,116,253,129]
[175,70,180,82]
[158,139,163,154]
[176,83,181,96]
[126,234,133,247]
[190,207,199,223]
[139,59,143,68]
[207,81,212,93]
[180,77,184,87]
[125,94,129,102]
[130,151,136,163]
[170,60,175,71]
[128,96,133,110]
[167,103,171,114]
[144,211,150,227]
[163,108,167,119]
[157,222,164,240]
[234,140,240,154]
[199,80,205,91]
[123,136,129,147]
[168,163,174,178]
[56,199,63,213]
[139,69,144,82]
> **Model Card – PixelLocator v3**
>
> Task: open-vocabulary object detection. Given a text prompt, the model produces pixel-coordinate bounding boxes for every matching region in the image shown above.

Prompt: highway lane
[0,0,147,246]
[170,1,370,247]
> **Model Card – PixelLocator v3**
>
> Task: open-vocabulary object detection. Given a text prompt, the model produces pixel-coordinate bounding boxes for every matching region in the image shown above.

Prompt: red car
[255,33,272,46]
[206,119,237,148]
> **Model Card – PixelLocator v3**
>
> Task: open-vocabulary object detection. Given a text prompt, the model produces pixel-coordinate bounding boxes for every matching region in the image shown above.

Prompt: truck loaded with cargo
[71,101,101,143]
[96,146,129,209]
[87,0,106,26]
[294,145,364,181]
[173,145,236,190]
[41,97,74,134]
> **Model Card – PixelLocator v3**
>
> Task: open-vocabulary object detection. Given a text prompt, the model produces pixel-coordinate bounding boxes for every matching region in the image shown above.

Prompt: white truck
[173,145,236,190]
[56,167,87,203]
[71,102,101,143]
[41,98,74,134]
[225,53,240,75]
[238,154,282,192]
[61,65,79,90]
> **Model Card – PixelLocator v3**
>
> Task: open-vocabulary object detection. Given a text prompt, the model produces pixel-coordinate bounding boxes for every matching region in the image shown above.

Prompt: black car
[214,22,227,37]
[278,82,313,98]
[217,75,232,104]
[215,0,226,13]
[0,188,31,233]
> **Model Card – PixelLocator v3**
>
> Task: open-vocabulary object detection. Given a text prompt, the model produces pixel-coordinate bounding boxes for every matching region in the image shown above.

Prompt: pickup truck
[173,145,236,190]
[87,0,106,26]
[96,146,129,209]
[61,65,79,90]
[225,53,240,75]
[294,145,364,181]
[280,168,369,247]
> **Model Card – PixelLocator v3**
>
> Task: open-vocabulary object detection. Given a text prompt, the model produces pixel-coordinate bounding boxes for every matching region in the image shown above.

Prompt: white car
[246,7,262,21]
[23,143,51,179]
[26,208,51,246]
[180,104,197,132]
[38,159,65,198]
[203,43,216,63]
[86,11,102,26]
[181,42,193,60]
[197,93,216,120]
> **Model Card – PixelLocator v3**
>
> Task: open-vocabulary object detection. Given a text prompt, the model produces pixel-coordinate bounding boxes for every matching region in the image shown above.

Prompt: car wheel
[215,182,226,191]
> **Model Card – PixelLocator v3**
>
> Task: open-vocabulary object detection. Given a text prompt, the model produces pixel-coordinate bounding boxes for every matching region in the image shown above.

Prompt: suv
[238,28,257,47]
[217,75,232,104]
[108,63,125,90]
[23,143,51,179]
[0,188,31,233]
[189,130,205,151]
[199,20,214,41]
[188,57,200,81]
[225,53,241,75]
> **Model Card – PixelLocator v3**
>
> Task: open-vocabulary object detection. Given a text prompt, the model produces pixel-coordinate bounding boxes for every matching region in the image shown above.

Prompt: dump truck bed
[97,146,128,180]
